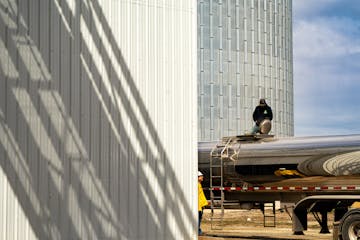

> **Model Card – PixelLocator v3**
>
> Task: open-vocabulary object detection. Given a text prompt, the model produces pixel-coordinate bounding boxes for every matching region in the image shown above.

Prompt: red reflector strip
[205,185,360,192]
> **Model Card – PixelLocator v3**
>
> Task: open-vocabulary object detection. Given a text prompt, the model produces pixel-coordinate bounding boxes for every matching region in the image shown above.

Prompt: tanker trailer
[198,134,360,184]
[198,134,360,239]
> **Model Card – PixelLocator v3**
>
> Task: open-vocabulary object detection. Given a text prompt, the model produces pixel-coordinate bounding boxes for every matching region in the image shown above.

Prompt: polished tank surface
[198,134,360,182]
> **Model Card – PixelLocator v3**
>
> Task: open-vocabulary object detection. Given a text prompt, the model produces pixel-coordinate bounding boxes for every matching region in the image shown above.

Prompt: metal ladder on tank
[209,138,233,230]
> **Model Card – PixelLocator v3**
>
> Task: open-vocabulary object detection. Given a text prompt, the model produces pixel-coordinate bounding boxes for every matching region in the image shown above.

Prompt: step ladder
[209,138,233,230]
[263,202,276,227]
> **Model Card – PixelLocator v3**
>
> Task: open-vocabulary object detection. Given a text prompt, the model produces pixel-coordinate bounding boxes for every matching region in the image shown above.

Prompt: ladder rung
[223,202,240,206]
[264,203,274,206]
[211,197,223,199]
[211,176,222,178]
[211,195,223,198]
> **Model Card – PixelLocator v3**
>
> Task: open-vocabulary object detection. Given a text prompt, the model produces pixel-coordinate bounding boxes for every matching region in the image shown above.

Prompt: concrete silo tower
[198,0,293,140]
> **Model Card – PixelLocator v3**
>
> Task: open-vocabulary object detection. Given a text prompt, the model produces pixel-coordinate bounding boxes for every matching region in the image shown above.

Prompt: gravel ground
[199,209,335,240]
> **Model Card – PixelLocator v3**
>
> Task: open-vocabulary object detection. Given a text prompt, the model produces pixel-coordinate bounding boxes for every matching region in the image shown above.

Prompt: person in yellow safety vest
[198,171,208,235]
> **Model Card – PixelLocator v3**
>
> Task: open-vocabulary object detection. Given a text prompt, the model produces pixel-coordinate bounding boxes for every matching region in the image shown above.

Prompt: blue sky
[293,0,360,136]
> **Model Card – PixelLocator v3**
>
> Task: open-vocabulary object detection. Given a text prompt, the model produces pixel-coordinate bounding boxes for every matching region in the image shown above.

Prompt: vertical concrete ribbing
[198,0,293,139]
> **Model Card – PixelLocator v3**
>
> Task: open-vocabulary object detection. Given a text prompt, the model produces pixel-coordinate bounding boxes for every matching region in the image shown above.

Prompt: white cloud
[294,18,360,60]
[293,0,338,19]
[293,0,360,21]
[293,6,360,136]
[295,125,358,137]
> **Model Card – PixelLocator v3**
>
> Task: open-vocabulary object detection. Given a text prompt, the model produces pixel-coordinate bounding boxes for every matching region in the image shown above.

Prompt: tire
[341,213,360,240]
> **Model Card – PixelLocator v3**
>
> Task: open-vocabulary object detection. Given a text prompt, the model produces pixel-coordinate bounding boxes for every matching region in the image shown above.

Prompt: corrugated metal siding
[198,0,293,140]
[0,0,197,239]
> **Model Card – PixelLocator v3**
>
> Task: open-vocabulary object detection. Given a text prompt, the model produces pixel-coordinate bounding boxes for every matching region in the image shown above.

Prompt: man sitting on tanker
[250,98,273,134]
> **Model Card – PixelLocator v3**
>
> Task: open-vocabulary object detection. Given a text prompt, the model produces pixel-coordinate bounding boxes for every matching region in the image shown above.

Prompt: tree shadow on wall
[0,0,195,239]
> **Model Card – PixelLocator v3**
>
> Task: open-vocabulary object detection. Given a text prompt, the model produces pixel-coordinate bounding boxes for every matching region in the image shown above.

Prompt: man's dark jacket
[253,105,273,126]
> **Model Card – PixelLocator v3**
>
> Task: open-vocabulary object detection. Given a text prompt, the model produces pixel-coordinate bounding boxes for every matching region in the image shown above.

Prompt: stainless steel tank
[198,134,360,183]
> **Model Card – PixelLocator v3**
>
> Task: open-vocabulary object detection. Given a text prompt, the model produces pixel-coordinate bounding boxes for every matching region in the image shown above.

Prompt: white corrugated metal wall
[0,0,197,239]
[198,0,293,140]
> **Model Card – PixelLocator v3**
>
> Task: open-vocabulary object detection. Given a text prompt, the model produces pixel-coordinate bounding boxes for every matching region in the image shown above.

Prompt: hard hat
[198,171,203,176]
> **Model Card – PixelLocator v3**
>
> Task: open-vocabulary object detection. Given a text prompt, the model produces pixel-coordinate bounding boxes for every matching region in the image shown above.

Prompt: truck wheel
[341,214,360,240]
